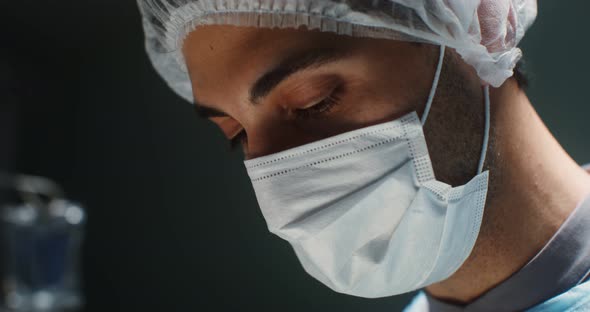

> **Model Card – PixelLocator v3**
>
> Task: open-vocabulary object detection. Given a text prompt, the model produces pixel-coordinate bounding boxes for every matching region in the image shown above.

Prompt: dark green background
[1,1,588,311]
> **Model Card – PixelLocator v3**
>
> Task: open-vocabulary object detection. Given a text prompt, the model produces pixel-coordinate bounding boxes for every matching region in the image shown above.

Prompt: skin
[183,25,590,303]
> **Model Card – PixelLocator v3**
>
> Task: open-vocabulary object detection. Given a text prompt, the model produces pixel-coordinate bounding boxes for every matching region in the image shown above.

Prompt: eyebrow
[194,48,348,118]
[249,48,348,104]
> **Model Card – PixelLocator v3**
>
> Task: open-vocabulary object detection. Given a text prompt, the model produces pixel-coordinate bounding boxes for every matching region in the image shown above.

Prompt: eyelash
[229,93,342,150]
[293,93,341,119]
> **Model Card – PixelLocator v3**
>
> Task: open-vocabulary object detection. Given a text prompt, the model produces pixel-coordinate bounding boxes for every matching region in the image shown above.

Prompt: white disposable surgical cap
[137,0,537,103]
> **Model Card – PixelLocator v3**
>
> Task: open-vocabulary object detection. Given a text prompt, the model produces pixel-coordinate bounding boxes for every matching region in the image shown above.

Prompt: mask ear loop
[421,45,446,125]
[477,86,491,174]
[421,45,490,174]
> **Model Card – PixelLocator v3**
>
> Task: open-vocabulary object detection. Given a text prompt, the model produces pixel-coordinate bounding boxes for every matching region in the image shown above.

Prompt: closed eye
[292,92,341,120]
[229,90,342,151]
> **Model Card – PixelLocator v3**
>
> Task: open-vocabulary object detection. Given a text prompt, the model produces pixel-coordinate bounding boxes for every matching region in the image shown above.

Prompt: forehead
[182,26,351,102]
[183,26,351,72]
[181,25,433,112]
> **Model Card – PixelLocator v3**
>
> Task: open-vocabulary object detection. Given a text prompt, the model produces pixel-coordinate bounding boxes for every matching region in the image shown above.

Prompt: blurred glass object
[0,174,84,312]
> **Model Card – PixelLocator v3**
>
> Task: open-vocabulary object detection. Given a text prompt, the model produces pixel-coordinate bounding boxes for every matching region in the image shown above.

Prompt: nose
[243,120,299,160]
[245,113,339,160]
[241,105,363,160]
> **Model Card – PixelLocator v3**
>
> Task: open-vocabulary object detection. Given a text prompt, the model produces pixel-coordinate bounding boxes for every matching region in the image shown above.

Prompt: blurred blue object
[0,174,84,312]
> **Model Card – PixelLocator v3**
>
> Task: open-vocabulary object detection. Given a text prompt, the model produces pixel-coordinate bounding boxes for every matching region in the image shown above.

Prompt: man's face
[183,26,440,158]
[183,25,484,187]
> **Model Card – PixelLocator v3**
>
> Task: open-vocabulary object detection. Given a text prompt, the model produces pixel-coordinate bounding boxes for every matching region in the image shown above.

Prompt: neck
[426,79,590,303]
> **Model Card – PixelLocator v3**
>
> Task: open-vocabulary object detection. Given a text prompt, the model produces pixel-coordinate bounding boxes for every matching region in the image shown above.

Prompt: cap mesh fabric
[137,0,537,102]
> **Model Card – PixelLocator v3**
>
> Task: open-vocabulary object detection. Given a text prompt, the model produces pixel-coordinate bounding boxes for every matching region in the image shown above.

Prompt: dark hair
[513,60,528,89]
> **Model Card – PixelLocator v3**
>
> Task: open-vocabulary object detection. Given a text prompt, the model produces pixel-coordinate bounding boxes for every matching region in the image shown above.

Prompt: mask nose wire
[421,45,446,125]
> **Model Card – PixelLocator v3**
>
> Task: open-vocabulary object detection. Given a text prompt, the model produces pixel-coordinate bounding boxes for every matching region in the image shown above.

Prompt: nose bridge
[243,111,294,159]
[243,102,336,160]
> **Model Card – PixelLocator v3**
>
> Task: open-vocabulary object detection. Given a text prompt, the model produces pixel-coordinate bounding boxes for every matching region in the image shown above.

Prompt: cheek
[333,79,418,128]
[249,78,418,155]
[332,54,432,127]
[359,44,436,114]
